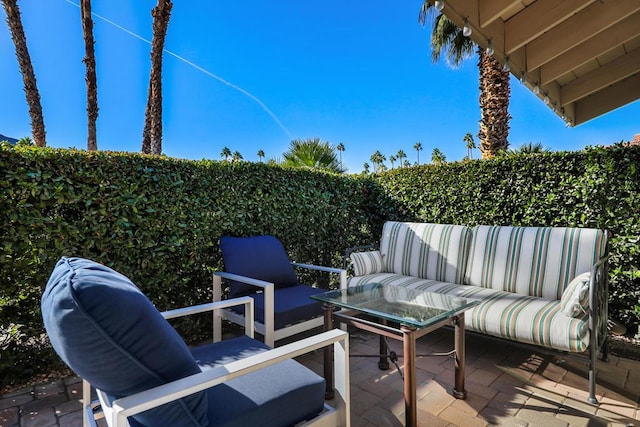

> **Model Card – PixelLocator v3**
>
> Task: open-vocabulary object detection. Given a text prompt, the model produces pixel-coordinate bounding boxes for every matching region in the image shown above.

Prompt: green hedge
[374,144,640,332]
[0,145,390,386]
[1,143,639,388]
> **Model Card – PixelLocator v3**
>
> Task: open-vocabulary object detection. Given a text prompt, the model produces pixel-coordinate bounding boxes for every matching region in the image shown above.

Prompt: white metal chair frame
[213,262,347,347]
[82,296,350,427]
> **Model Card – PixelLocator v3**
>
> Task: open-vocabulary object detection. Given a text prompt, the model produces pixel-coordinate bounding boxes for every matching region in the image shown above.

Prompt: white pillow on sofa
[560,272,591,317]
[350,250,385,276]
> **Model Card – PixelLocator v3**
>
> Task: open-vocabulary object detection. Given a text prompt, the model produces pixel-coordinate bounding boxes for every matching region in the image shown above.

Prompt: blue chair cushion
[220,235,298,297]
[41,257,207,427]
[191,335,325,427]
[231,284,325,329]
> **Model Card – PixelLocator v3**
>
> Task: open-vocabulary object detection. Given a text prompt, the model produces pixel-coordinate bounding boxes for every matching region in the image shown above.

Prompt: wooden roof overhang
[433,0,640,125]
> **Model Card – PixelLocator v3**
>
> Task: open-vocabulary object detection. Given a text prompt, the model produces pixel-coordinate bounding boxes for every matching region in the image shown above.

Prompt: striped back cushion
[380,222,472,284]
[465,225,607,299]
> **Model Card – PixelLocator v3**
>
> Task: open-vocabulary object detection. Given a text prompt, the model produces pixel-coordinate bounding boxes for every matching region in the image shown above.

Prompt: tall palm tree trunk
[477,47,511,159]
[142,0,172,155]
[2,0,46,147]
[81,0,98,151]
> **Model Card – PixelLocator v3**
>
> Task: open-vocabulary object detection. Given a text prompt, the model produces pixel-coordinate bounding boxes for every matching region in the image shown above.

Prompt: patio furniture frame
[213,263,347,347]
[82,297,350,427]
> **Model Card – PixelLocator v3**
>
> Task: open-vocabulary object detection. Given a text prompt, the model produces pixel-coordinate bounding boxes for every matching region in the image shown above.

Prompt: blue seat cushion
[220,235,298,297]
[231,284,325,329]
[191,335,325,427]
[41,257,207,427]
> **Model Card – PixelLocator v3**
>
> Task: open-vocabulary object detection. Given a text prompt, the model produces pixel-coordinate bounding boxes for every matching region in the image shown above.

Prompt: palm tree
[431,147,446,165]
[370,150,386,173]
[413,141,423,165]
[363,162,370,174]
[396,149,406,167]
[2,0,46,147]
[80,0,98,151]
[463,132,475,159]
[257,149,265,162]
[232,150,243,162]
[282,138,345,173]
[220,146,231,161]
[336,142,345,170]
[141,0,173,155]
[508,142,551,155]
[419,2,510,159]
[389,155,396,169]
[403,160,411,168]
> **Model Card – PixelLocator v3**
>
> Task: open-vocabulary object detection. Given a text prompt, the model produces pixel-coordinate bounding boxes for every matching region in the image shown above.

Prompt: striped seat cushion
[380,222,472,284]
[464,225,606,299]
[347,273,589,352]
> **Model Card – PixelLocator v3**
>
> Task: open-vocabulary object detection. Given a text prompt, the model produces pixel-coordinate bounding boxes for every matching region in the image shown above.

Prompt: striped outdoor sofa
[345,221,609,403]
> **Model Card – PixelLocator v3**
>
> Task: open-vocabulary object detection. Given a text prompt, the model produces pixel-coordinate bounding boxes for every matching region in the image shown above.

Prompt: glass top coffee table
[312,283,480,427]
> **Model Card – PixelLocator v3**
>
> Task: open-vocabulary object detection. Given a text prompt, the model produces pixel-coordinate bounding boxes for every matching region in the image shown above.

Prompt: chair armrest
[291,263,348,290]
[161,297,253,320]
[213,271,274,289]
[106,329,350,427]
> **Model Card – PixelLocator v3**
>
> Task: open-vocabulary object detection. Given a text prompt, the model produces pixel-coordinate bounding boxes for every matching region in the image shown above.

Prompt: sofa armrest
[589,254,610,352]
[101,329,350,427]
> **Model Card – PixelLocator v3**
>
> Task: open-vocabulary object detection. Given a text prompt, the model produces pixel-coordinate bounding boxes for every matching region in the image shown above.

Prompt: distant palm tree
[16,136,33,146]
[403,160,411,168]
[221,146,231,161]
[414,141,423,165]
[419,2,510,159]
[363,162,370,174]
[2,0,46,147]
[389,155,396,169]
[431,147,446,165]
[336,142,345,169]
[463,132,475,159]
[232,150,243,162]
[396,149,407,167]
[282,138,345,173]
[80,0,98,151]
[370,150,386,173]
[507,142,551,155]
[257,149,265,162]
[141,0,173,155]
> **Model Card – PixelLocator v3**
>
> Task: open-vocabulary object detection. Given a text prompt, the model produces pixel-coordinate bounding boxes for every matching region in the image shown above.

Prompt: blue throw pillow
[220,235,298,297]
[41,257,207,427]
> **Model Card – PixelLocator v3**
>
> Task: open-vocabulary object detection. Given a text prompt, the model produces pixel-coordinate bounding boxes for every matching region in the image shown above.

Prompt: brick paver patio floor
[1,328,638,426]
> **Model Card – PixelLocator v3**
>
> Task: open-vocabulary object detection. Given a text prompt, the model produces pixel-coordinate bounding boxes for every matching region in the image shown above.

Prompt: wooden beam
[505,0,594,54]
[561,47,640,105]
[478,0,519,28]
[527,0,640,71]
[540,13,640,85]
[574,73,640,124]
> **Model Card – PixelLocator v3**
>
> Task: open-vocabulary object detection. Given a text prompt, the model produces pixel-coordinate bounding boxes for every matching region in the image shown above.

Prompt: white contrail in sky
[64,0,292,139]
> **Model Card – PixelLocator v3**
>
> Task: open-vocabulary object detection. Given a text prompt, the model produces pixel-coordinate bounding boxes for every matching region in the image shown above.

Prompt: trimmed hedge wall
[1,143,639,387]
[0,145,394,386]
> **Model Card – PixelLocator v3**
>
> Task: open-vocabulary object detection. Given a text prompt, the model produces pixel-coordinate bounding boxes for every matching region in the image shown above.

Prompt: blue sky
[1,0,639,172]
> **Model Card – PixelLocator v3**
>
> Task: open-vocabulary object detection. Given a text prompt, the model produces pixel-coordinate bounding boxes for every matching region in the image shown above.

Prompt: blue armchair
[214,235,347,347]
[41,257,350,427]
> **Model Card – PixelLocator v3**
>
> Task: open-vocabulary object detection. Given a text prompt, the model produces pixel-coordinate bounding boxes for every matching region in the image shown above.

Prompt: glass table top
[312,283,480,328]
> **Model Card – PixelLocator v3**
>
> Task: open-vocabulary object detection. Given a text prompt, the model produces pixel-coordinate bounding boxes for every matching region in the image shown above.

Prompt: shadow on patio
[1,327,638,427]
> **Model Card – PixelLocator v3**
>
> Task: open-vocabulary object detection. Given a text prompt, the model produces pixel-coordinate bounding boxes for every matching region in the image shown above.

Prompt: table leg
[322,302,335,400]
[378,333,390,370]
[452,313,467,399]
[401,325,417,427]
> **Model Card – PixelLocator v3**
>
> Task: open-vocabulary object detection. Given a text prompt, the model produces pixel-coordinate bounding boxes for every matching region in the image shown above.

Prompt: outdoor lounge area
[1,326,639,426]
